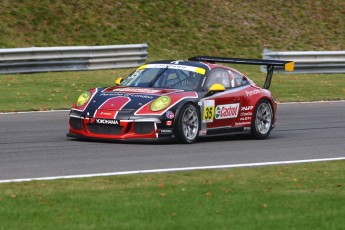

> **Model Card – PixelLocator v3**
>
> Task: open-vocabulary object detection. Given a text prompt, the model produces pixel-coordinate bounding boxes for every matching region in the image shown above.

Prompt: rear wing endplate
[188,56,294,89]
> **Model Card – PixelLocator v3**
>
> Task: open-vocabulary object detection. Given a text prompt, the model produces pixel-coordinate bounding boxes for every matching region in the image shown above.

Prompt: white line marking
[279,100,345,105]
[1,157,344,184]
[0,110,69,115]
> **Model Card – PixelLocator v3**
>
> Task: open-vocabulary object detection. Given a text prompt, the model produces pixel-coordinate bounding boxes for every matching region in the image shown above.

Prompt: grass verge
[1,1,344,58]
[1,67,344,112]
[0,161,344,230]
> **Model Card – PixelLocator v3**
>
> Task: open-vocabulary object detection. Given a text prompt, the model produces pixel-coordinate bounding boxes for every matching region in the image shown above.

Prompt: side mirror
[208,83,225,94]
[115,77,123,85]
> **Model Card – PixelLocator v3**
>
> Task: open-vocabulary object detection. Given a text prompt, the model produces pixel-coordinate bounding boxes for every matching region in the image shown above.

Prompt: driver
[207,71,230,88]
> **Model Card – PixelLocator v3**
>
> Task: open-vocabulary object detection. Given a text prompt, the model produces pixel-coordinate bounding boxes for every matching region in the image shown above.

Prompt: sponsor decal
[95,111,118,119]
[240,117,251,121]
[139,64,206,75]
[235,121,251,126]
[113,88,160,94]
[157,129,173,134]
[199,130,207,136]
[215,103,239,119]
[203,100,215,123]
[124,94,154,99]
[240,112,253,117]
[245,89,264,97]
[100,112,112,116]
[241,106,253,111]
[243,127,251,131]
[95,119,119,125]
[166,111,175,119]
[101,93,154,99]
[166,120,173,126]
[100,92,124,97]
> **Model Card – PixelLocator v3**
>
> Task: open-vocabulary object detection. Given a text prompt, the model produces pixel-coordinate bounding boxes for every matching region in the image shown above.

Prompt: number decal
[203,100,215,123]
[204,107,213,120]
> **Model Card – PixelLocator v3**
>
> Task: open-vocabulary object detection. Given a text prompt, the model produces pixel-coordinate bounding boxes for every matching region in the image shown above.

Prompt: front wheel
[251,100,273,140]
[177,104,200,144]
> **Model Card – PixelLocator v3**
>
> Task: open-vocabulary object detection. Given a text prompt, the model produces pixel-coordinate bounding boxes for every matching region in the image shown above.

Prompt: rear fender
[251,96,276,126]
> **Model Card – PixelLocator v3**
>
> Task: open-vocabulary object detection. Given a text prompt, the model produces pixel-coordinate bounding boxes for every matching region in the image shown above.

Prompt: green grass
[0,69,132,112]
[0,161,344,229]
[0,0,344,59]
[1,67,344,112]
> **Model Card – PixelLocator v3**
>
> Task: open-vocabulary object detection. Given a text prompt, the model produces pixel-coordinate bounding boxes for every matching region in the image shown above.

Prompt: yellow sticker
[203,100,215,123]
[138,64,147,70]
[195,67,206,75]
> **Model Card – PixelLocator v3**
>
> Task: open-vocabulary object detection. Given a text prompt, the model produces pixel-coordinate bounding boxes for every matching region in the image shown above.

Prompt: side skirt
[201,126,251,137]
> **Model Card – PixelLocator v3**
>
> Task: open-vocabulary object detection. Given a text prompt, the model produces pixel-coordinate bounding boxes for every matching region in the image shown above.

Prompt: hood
[96,87,183,111]
[73,86,198,118]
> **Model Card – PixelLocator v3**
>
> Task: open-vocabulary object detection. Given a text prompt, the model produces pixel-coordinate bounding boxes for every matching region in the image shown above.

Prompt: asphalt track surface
[1,101,345,181]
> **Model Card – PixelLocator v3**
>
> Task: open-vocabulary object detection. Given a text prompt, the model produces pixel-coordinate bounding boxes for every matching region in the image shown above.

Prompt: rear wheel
[177,104,200,143]
[251,100,273,139]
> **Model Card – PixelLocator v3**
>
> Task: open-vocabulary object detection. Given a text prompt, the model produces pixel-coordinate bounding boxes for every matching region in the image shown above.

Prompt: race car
[67,56,294,143]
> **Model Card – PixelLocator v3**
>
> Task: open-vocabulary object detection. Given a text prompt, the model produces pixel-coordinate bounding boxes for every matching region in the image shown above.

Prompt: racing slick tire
[177,103,200,144]
[251,99,273,140]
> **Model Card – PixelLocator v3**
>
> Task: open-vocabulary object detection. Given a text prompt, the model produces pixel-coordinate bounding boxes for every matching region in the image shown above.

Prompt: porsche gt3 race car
[67,56,294,143]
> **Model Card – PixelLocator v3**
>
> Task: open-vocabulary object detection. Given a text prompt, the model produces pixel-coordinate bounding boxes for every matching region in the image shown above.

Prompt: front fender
[172,98,200,134]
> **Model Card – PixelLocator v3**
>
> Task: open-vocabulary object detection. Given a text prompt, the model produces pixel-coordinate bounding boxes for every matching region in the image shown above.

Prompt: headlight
[76,91,91,107]
[150,96,171,111]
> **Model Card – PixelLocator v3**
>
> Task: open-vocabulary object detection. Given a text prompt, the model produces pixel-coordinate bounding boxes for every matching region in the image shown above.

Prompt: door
[201,68,244,129]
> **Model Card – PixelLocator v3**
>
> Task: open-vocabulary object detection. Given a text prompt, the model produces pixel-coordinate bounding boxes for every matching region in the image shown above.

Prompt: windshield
[120,64,205,90]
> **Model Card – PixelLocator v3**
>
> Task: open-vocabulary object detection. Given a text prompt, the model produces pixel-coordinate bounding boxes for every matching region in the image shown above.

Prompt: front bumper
[68,116,176,142]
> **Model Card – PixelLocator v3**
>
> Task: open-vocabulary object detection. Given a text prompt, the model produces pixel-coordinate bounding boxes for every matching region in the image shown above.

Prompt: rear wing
[188,56,294,89]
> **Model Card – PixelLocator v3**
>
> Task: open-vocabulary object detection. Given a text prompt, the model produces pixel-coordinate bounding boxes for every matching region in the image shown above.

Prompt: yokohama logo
[215,103,239,119]
[95,119,119,125]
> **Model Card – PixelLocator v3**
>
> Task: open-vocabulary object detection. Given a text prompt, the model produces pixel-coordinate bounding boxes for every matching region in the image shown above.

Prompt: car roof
[149,59,243,75]
[149,60,211,69]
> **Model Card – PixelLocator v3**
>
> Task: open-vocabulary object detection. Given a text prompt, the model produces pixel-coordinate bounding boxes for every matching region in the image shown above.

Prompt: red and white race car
[67,56,294,143]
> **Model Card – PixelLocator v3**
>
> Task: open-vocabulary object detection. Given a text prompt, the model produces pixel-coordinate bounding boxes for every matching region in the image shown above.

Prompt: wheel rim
[255,103,272,135]
[182,107,199,141]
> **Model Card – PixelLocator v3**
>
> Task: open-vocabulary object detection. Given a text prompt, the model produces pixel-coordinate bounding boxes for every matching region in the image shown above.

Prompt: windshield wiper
[148,66,169,87]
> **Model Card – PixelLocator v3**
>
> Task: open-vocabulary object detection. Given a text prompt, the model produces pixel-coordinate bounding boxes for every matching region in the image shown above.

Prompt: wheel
[251,100,273,139]
[177,103,200,143]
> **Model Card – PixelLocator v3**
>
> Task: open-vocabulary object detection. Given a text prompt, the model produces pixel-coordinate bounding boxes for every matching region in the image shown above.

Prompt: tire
[251,99,273,140]
[177,103,200,144]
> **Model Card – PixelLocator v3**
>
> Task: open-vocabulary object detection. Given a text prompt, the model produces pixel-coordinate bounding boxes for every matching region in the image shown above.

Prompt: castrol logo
[215,103,239,119]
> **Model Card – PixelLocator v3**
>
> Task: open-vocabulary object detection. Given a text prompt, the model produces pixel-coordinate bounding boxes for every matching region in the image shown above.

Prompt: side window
[205,69,230,90]
[229,69,249,87]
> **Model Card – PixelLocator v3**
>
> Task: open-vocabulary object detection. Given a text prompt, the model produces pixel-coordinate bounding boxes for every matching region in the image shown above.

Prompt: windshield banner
[138,64,206,75]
